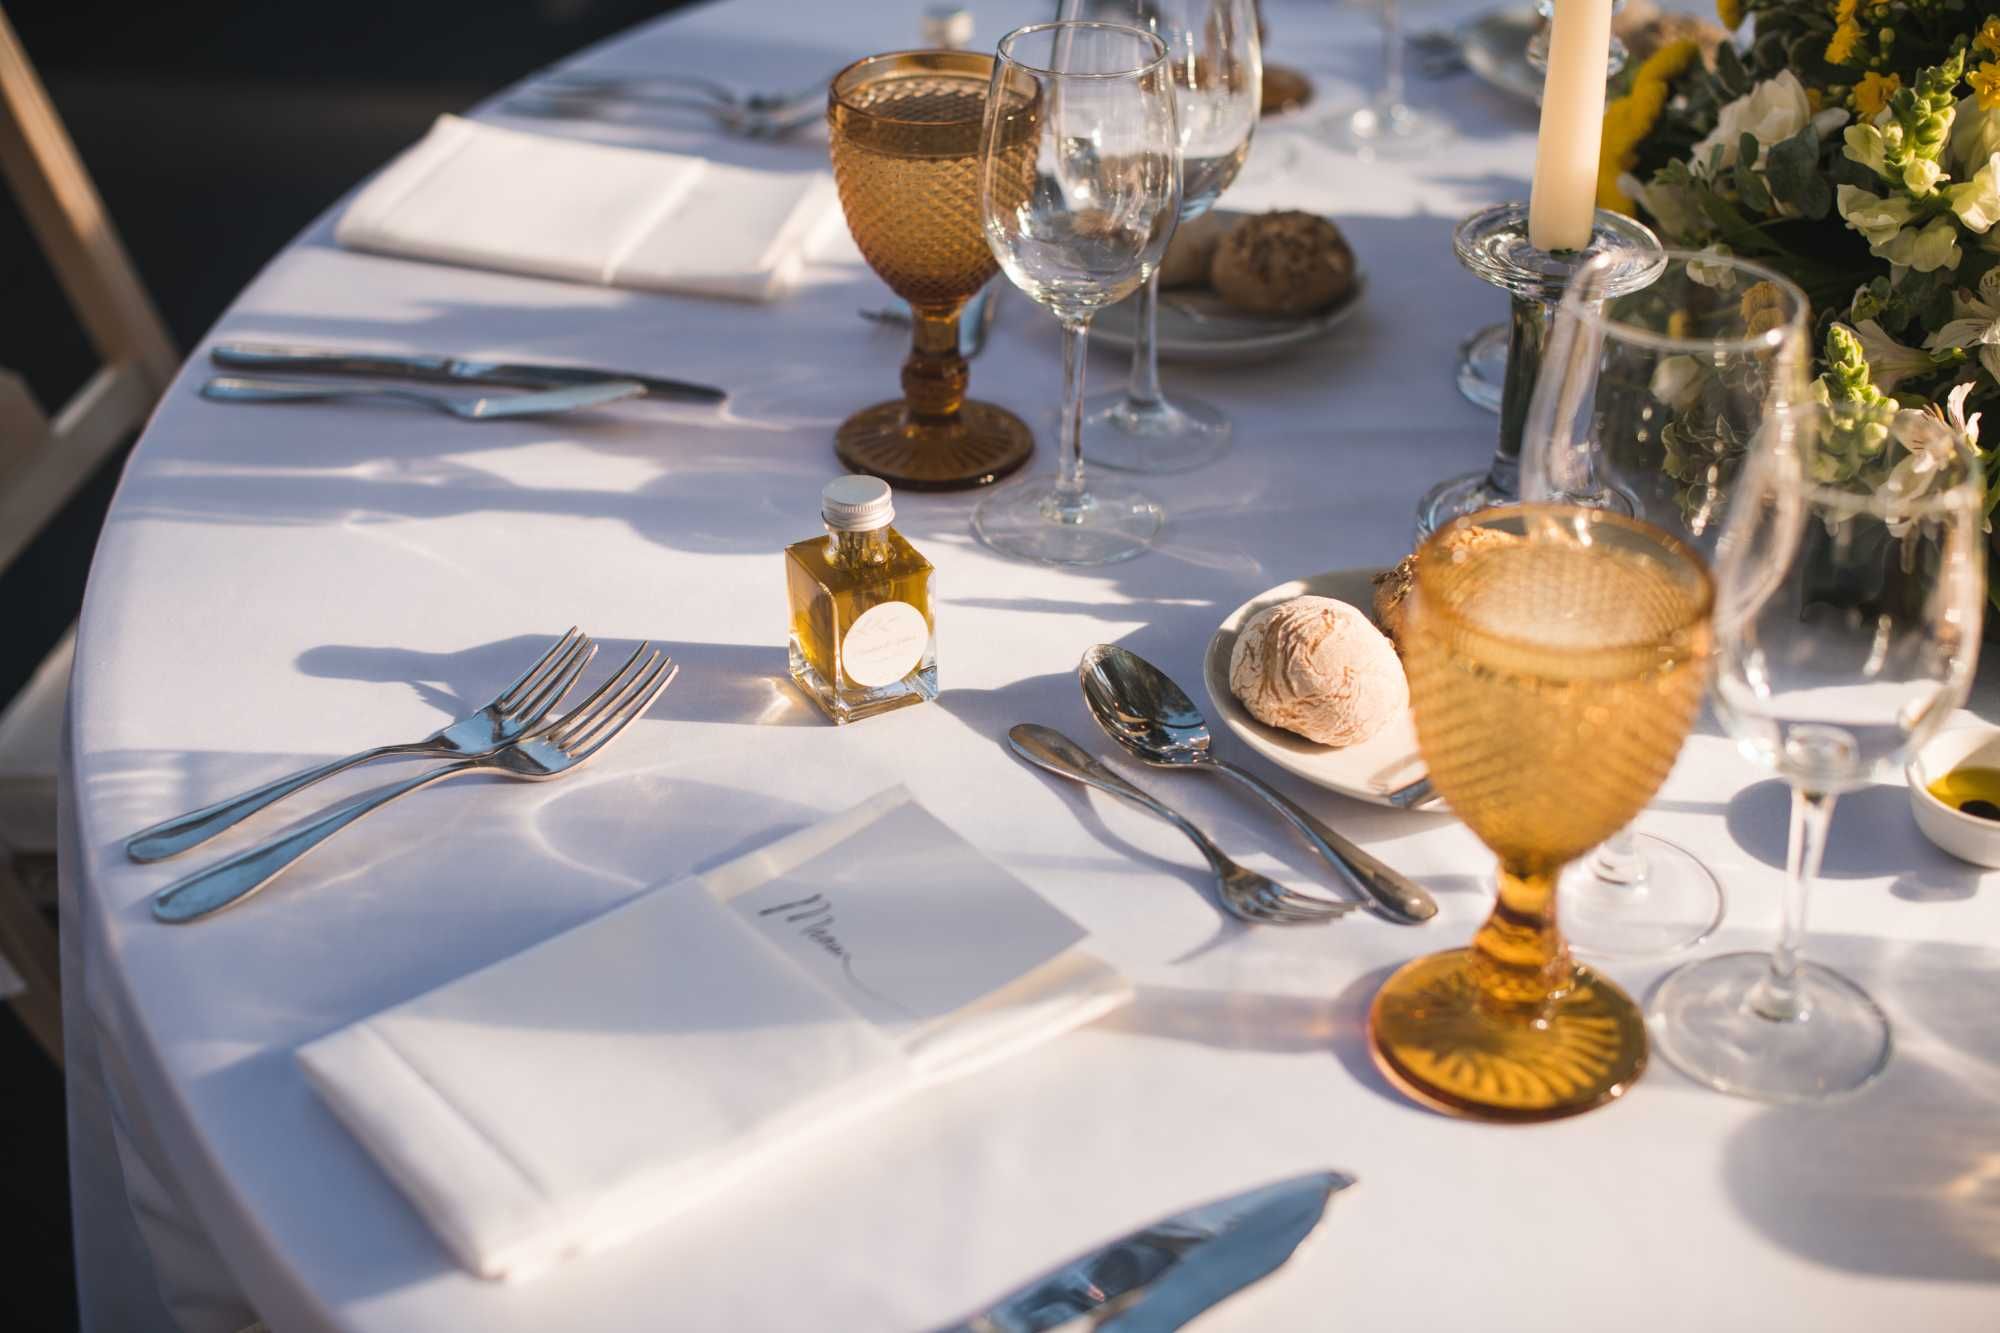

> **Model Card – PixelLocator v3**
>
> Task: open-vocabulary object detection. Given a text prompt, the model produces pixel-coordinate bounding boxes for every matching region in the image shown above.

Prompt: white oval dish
[1203,568,1430,809]
[1906,726,2000,868]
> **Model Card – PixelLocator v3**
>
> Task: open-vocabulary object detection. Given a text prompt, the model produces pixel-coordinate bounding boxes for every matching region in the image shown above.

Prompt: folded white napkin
[298,788,1127,1280]
[334,115,838,302]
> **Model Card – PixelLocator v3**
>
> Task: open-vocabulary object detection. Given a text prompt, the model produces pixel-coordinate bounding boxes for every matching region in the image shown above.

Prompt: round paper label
[842,601,928,689]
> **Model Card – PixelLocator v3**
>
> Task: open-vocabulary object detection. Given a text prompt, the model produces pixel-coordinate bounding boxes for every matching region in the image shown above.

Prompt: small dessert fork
[151,645,678,924]
[1007,725,1355,926]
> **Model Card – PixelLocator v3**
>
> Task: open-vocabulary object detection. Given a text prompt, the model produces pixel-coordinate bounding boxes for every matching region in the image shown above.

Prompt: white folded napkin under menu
[334,115,838,302]
[298,788,1128,1280]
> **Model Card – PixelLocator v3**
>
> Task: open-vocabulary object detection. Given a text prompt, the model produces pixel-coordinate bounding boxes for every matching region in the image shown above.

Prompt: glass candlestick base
[1416,203,1664,540]
[1454,322,1507,413]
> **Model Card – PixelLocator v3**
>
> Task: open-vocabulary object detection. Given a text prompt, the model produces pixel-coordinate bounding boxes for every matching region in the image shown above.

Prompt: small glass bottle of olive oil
[786,476,937,724]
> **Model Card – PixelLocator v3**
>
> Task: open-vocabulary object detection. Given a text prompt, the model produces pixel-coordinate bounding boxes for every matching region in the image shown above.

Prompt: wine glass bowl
[973,21,1182,566]
[1370,504,1714,1121]
[827,50,1036,490]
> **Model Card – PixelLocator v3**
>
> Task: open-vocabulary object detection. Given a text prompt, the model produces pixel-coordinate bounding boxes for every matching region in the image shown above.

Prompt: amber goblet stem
[1469,863,1575,1019]
[904,299,971,425]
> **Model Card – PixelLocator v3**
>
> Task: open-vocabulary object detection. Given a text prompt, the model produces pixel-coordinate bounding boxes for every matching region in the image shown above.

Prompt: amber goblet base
[836,399,1033,491]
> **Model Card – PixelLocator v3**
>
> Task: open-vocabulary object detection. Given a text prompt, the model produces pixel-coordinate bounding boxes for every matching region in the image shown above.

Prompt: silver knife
[937,1172,1353,1333]
[210,342,727,405]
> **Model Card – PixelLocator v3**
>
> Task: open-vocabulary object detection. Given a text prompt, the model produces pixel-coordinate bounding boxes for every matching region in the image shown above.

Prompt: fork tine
[563,654,671,753]
[508,635,596,723]
[563,659,677,763]
[1252,884,1336,924]
[493,628,583,710]
[1274,888,1357,917]
[513,639,596,728]
[542,642,653,742]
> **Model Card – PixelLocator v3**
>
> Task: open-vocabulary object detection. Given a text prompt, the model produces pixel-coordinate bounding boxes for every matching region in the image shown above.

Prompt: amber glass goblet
[1369,505,1714,1122]
[827,51,1035,491]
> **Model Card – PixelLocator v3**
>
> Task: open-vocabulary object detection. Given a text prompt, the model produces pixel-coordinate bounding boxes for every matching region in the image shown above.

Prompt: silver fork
[126,629,596,863]
[1006,725,1356,926]
[152,644,678,924]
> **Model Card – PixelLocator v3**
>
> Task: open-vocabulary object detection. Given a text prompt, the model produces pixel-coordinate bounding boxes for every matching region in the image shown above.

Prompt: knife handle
[212,343,452,377]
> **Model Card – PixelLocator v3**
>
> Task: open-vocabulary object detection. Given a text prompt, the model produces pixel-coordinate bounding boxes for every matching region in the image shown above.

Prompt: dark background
[2,2,692,1326]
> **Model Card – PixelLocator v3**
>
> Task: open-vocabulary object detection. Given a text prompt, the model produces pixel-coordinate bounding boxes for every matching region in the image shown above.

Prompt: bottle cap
[920,5,973,48]
[822,475,895,531]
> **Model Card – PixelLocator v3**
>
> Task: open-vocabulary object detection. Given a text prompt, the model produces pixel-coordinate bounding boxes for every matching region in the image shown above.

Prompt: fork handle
[126,742,437,863]
[1007,726,1233,878]
[151,757,486,924]
[1207,760,1439,924]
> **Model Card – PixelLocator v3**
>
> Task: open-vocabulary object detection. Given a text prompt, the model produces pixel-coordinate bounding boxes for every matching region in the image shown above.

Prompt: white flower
[1853,319,1938,392]
[1880,217,1963,274]
[1882,405,1966,534]
[1948,152,2000,233]
[1623,172,1706,241]
[1650,355,1706,409]
[1812,107,1853,141]
[1950,95,2000,180]
[1686,245,1737,289]
[1903,157,1946,197]
[1843,122,1896,179]
[1926,267,2000,382]
[1838,185,1918,252]
[1693,71,1813,175]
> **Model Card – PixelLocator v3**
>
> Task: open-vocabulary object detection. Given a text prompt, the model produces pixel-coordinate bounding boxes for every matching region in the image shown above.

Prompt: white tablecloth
[62,2,2000,1330]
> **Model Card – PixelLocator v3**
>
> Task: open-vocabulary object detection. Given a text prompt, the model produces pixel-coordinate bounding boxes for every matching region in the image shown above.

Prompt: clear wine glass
[1061,0,1261,473]
[1522,247,1811,959]
[1325,0,1452,157]
[1651,400,1984,1101]
[973,21,1182,566]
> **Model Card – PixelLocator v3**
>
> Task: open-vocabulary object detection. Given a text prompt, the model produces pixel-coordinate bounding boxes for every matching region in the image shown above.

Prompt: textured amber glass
[1369,506,1714,1121]
[828,51,1036,490]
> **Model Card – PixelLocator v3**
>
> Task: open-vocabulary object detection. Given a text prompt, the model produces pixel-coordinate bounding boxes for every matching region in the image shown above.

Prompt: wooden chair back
[0,3,177,574]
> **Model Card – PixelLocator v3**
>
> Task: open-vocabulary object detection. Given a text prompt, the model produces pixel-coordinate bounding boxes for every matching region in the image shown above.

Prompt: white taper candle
[1528,0,1612,252]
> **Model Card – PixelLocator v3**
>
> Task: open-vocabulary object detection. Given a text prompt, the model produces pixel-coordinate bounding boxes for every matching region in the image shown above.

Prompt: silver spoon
[1078,644,1438,924]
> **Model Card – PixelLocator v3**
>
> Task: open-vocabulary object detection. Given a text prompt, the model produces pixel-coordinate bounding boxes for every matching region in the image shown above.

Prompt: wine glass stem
[906,299,969,425]
[1378,0,1405,116]
[1588,828,1649,888]
[1126,270,1166,409]
[1470,863,1574,1017]
[1751,784,1835,1022]
[1056,317,1090,514]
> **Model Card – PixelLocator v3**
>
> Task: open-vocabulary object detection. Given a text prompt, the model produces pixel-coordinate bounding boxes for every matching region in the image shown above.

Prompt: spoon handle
[1209,760,1438,923]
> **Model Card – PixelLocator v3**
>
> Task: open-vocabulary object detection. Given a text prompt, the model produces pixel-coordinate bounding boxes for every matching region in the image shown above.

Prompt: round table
[62,1,2000,1329]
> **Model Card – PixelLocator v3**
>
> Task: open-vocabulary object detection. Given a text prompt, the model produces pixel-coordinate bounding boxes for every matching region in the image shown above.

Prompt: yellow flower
[1596,39,1702,212]
[1667,310,1693,341]
[1741,281,1790,338]
[1825,20,1862,65]
[1978,16,2000,57]
[1852,71,1900,118]
[1718,0,1744,29]
[1832,0,1857,23]
[1975,62,2000,112]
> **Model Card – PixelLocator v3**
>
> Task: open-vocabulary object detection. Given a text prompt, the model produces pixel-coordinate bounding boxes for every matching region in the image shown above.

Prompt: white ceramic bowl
[1906,726,2000,868]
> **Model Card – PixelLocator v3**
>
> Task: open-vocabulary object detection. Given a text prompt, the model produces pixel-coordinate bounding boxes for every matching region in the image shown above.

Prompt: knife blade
[937,1171,1353,1333]
[210,342,727,405]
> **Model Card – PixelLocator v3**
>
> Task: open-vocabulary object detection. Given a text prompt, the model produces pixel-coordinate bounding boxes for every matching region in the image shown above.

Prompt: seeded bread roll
[1208,211,1354,316]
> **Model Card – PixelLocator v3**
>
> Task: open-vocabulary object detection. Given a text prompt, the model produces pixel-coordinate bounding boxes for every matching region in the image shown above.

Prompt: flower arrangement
[1599,0,2000,586]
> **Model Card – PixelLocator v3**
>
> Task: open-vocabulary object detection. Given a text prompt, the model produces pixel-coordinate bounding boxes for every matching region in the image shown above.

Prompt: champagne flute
[827,50,1035,491]
[973,21,1182,566]
[1522,248,1812,958]
[1061,0,1261,473]
[1370,504,1714,1121]
[1650,401,1984,1102]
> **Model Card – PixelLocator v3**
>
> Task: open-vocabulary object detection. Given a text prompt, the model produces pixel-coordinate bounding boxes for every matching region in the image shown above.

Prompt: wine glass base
[972,479,1162,566]
[1454,322,1507,414]
[835,399,1035,492]
[1369,948,1648,1122]
[1080,390,1232,473]
[1325,100,1454,158]
[1414,469,1516,540]
[1647,952,1892,1103]
[1563,834,1725,960]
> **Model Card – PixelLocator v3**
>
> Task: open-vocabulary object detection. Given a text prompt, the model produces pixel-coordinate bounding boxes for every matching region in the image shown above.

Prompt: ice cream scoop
[1229,596,1408,747]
